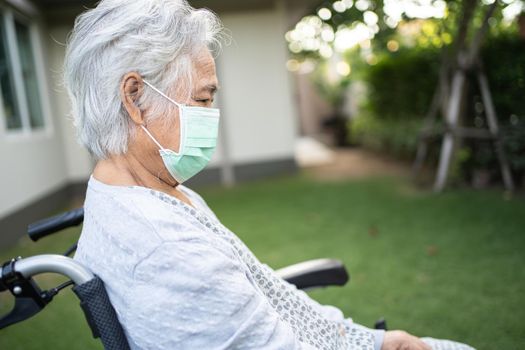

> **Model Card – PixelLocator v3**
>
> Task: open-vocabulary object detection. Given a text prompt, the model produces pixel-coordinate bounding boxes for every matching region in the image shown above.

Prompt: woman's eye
[194,98,213,105]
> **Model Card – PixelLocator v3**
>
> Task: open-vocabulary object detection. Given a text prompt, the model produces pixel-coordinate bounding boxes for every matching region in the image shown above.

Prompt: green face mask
[141,80,220,184]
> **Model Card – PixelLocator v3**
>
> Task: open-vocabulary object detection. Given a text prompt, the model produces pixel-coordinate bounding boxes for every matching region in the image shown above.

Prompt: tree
[287,0,524,188]
[285,0,524,82]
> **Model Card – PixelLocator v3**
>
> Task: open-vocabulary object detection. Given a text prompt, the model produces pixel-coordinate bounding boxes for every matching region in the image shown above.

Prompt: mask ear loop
[143,80,182,108]
[141,125,165,150]
[142,78,186,156]
[140,124,178,185]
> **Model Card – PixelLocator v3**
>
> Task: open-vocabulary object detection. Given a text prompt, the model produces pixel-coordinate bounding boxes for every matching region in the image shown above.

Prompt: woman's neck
[93,154,195,207]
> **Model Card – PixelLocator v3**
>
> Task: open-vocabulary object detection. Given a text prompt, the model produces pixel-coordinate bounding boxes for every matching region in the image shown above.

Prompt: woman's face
[148,48,219,154]
[123,48,219,185]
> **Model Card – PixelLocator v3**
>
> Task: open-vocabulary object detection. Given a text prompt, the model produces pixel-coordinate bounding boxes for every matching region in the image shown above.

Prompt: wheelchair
[1,208,386,349]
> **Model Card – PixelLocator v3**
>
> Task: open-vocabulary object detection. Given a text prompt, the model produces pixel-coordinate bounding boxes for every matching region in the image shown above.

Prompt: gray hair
[64,0,222,159]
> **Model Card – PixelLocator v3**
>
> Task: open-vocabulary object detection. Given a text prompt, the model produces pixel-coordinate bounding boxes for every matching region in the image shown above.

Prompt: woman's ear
[120,72,144,125]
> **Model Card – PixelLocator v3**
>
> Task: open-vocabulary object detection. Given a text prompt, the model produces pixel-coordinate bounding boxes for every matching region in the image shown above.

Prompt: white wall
[0,132,69,217]
[217,7,299,164]
[46,25,94,181]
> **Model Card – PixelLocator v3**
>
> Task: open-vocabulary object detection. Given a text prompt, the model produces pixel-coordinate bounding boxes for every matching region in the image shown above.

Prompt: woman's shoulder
[76,178,232,283]
[84,176,218,245]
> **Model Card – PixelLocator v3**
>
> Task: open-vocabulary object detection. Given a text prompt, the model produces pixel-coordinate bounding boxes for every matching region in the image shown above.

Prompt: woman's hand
[381,330,432,350]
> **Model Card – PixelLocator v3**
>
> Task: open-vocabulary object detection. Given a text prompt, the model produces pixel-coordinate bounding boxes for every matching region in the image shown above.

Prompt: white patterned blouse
[74,176,474,350]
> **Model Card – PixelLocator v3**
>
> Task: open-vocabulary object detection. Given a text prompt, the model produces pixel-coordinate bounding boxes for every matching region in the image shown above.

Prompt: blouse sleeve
[261,263,385,350]
[289,284,385,350]
[127,238,318,350]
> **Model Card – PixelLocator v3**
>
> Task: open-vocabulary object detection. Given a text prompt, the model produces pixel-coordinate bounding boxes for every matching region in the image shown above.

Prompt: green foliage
[483,32,525,123]
[350,112,422,158]
[365,47,441,121]
[353,31,525,185]
[350,46,441,160]
[460,33,525,183]
[311,60,352,108]
[502,119,525,172]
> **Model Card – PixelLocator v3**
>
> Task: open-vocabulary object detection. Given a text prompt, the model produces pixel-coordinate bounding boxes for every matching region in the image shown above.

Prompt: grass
[1,174,524,349]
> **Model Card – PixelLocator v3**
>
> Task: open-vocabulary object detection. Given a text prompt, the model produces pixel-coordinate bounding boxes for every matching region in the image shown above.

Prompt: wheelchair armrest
[276,259,349,290]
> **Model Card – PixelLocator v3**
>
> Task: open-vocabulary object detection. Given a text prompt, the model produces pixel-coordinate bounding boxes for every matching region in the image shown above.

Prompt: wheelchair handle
[28,208,84,241]
[1,254,94,286]
[0,255,94,331]
[0,255,130,349]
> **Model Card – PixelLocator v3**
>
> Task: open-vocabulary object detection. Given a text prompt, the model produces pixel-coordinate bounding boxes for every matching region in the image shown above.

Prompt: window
[0,8,46,133]
[0,13,21,130]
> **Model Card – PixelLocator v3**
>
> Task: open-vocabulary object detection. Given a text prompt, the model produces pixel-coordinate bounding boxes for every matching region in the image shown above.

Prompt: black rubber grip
[282,259,350,290]
[27,208,84,241]
[73,277,131,350]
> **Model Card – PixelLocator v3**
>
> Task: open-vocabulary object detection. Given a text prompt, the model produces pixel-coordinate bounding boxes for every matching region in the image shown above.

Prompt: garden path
[304,148,411,181]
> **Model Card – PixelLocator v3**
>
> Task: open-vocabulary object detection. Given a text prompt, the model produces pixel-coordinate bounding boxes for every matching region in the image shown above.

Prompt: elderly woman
[66,1,474,349]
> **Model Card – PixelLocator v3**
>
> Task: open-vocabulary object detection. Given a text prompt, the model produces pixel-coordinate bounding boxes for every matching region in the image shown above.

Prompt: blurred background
[0,0,524,349]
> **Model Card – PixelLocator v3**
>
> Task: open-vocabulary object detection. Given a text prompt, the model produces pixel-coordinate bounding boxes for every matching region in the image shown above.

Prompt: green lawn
[1,174,524,349]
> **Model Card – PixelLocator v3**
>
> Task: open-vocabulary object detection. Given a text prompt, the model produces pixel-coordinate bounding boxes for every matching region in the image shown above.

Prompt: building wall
[46,25,94,182]
[0,126,68,217]
[0,10,69,220]
[218,7,298,165]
